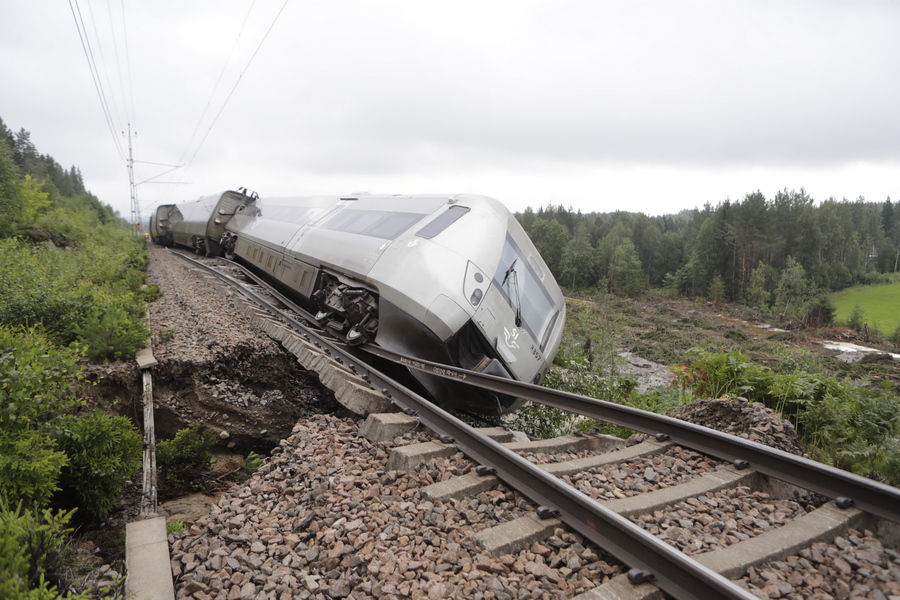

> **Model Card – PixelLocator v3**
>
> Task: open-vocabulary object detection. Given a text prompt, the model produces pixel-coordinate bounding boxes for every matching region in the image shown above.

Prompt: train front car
[365,194,566,414]
[222,193,564,415]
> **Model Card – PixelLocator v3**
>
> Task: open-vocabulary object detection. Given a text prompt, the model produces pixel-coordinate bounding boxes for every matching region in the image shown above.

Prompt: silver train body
[154,189,566,414]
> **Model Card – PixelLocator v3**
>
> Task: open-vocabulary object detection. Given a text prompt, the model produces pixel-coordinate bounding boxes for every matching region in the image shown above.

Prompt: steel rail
[169,251,759,600]
[360,344,900,524]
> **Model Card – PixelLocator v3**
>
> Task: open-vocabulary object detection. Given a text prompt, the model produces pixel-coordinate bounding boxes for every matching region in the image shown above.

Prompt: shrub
[157,425,218,487]
[0,229,149,361]
[503,402,577,440]
[157,328,176,342]
[55,412,142,518]
[0,325,84,435]
[140,284,162,303]
[74,301,149,362]
[236,451,264,482]
[708,274,725,302]
[0,430,68,509]
[674,349,900,484]
[803,294,836,327]
[165,520,185,535]
[0,498,76,599]
[846,304,866,332]
[578,386,686,440]
[890,325,900,348]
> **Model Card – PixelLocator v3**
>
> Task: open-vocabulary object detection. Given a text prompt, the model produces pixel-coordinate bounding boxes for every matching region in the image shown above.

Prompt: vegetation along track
[165,249,900,600]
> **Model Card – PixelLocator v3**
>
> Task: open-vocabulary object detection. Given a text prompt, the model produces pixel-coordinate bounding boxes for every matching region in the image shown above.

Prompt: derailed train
[150,189,565,414]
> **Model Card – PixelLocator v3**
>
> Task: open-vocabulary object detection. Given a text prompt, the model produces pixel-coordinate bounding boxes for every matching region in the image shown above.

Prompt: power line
[102,0,134,131]
[118,0,137,129]
[85,0,125,131]
[67,0,126,161]
[176,0,259,168]
[182,0,290,171]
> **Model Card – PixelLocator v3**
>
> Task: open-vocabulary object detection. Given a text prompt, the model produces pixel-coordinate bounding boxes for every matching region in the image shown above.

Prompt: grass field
[831,280,900,334]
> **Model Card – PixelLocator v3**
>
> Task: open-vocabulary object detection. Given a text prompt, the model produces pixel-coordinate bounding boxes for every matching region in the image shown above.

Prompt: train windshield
[492,235,558,351]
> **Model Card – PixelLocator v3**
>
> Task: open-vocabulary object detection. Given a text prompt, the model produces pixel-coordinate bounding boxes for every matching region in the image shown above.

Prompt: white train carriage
[222,195,565,413]
[168,190,565,414]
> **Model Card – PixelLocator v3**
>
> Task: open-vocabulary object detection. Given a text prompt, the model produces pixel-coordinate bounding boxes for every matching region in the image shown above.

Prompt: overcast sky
[1,1,898,220]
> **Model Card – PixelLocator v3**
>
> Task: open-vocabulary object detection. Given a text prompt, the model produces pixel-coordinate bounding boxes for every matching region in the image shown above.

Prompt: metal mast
[126,123,141,234]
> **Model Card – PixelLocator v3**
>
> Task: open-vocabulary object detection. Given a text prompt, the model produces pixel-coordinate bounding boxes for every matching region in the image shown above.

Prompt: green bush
[846,304,867,332]
[0,326,82,510]
[157,328,176,342]
[73,301,149,362]
[236,451,264,482]
[157,425,218,487]
[890,325,900,348]
[55,412,142,518]
[0,325,84,435]
[140,284,163,303]
[503,402,577,440]
[0,240,93,346]
[673,349,900,484]
[0,232,149,360]
[0,498,76,599]
[166,519,185,535]
[0,430,68,509]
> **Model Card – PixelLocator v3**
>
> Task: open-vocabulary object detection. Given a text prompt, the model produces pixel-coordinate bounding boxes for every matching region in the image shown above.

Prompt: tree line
[517,189,899,323]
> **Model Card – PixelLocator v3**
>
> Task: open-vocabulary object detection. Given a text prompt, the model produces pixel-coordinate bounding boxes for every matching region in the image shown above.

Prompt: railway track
[166,249,900,600]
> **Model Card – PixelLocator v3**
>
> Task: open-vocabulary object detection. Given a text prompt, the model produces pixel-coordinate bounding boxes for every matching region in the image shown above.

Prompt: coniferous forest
[517,190,899,325]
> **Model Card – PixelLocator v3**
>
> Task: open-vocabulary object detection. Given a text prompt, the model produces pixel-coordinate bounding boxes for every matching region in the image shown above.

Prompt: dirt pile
[665,398,806,456]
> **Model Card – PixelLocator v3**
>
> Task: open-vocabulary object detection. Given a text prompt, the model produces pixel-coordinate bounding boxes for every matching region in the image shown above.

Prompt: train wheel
[346,327,367,346]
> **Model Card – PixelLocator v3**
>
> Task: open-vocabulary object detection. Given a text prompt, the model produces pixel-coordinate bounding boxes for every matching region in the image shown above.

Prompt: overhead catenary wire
[67,0,126,161]
[180,0,290,173]
[117,0,138,133]
[175,0,260,169]
[85,0,125,134]
[69,2,289,212]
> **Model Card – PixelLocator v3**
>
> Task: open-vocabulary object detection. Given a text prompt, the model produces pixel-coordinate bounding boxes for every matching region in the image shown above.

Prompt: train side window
[266,255,275,270]
[366,212,425,239]
[417,206,470,239]
[320,209,427,240]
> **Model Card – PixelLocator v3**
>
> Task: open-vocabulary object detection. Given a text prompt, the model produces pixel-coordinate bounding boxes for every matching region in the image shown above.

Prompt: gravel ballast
[137,244,899,600]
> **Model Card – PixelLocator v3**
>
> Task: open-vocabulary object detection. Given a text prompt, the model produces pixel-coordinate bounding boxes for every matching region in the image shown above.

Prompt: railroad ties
[169,252,900,600]
[242,305,394,417]
[359,415,875,600]
[231,297,891,599]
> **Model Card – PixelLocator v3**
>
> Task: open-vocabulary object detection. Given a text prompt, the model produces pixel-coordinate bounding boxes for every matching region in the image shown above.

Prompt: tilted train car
[148,204,177,246]
[163,189,565,414]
